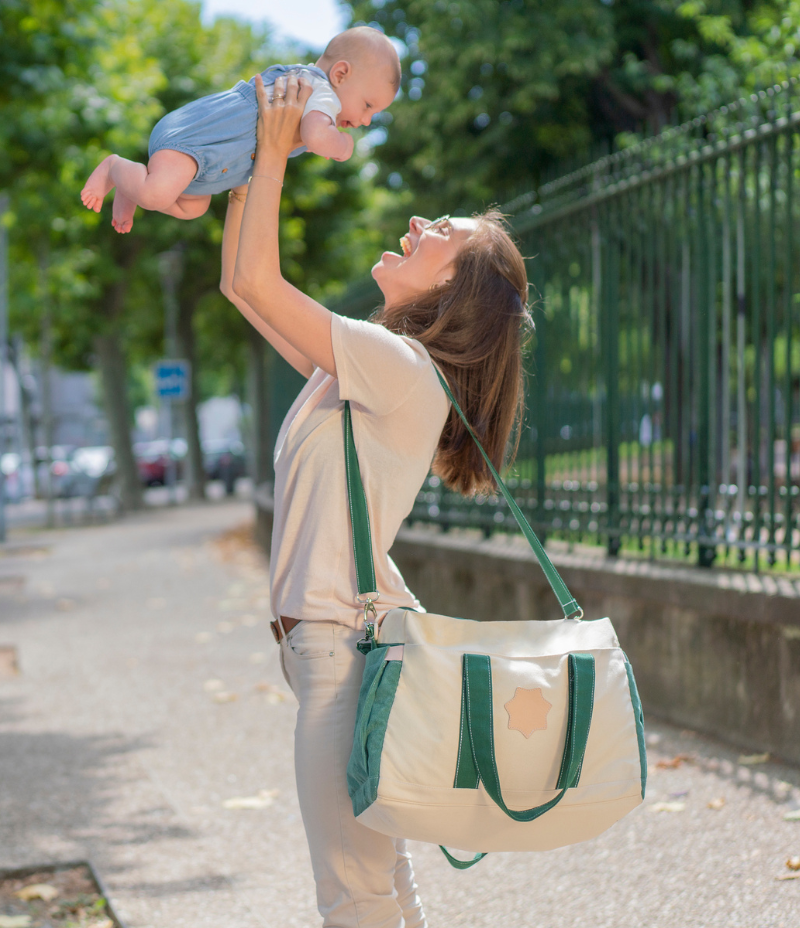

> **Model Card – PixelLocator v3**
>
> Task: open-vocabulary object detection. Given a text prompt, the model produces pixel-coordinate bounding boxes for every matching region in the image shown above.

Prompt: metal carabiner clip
[356,592,380,653]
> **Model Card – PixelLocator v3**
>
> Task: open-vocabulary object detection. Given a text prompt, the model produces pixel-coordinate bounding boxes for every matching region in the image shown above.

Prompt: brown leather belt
[270,615,302,643]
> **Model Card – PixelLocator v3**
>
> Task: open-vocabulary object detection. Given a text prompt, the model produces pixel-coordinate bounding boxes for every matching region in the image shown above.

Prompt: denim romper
[148,64,333,196]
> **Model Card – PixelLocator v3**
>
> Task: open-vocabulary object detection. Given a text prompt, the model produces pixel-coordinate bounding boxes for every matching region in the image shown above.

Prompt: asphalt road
[1,500,799,927]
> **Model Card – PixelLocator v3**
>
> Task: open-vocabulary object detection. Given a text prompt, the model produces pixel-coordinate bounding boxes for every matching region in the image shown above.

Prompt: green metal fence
[271,79,800,572]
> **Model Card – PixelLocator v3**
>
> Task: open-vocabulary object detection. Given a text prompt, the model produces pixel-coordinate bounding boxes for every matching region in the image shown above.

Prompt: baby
[80,26,400,233]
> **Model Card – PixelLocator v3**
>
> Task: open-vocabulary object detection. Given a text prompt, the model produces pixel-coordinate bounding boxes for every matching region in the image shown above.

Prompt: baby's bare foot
[81,155,117,212]
[111,189,136,234]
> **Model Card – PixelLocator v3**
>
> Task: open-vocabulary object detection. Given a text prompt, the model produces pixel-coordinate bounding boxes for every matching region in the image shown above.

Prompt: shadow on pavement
[0,697,195,863]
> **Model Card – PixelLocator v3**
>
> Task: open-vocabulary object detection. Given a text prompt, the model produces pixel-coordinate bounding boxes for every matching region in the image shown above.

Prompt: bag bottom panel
[356,792,643,852]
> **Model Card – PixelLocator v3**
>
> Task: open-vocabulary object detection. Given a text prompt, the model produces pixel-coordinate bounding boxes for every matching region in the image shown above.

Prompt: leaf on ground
[203,679,225,692]
[707,797,726,810]
[783,810,800,822]
[88,920,113,928]
[14,883,59,901]
[786,856,800,870]
[777,873,800,881]
[0,916,33,928]
[213,691,238,703]
[649,801,686,813]
[223,789,279,810]
[738,752,770,765]
[254,682,288,702]
[656,754,693,770]
[195,632,212,644]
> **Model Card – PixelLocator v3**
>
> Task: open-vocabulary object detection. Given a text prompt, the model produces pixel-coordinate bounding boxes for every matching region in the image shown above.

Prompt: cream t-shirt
[270,314,450,629]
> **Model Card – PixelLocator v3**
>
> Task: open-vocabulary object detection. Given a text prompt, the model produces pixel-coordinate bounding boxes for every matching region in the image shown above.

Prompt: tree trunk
[176,293,206,501]
[94,330,142,511]
[39,255,55,526]
[246,325,272,487]
[8,337,40,497]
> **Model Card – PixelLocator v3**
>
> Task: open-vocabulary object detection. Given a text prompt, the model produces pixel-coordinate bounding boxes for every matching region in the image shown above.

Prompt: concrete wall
[254,485,800,765]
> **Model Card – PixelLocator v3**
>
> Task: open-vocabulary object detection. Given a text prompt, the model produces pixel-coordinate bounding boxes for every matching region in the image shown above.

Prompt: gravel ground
[1,500,799,928]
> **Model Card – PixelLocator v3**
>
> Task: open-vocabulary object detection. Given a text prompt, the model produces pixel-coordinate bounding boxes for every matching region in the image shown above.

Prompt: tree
[673,0,800,111]
[3,0,271,507]
[344,0,755,215]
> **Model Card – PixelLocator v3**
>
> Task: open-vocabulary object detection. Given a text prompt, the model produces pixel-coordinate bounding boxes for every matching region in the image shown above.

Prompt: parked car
[70,446,116,497]
[133,439,186,487]
[202,438,246,495]
[0,452,35,501]
[34,445,79,498]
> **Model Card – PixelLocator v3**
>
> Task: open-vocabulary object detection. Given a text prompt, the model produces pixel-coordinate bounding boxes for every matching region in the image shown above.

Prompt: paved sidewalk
[1,501,799,928]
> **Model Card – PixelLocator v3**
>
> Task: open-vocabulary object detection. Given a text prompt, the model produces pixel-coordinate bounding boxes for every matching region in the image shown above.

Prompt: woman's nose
[409,216,428,233]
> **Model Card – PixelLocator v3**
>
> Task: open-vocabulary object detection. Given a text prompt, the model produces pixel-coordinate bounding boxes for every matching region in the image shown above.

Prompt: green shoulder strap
[342,367,583,620]
[344,400,377,596]
[432,367,580,619]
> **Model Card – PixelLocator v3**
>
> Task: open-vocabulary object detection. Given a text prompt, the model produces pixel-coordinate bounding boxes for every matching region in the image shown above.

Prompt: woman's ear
[328,60,351,87]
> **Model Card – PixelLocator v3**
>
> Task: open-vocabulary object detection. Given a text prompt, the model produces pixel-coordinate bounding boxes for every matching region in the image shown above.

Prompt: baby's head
[317,26,400,129]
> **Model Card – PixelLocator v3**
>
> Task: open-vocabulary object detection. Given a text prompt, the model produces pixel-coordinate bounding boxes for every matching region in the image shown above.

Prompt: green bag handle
[342,367,583,620]
[438,848,488,869]
[463,651,595,821]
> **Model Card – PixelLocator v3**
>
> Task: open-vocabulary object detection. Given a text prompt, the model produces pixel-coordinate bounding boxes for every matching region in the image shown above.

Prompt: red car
[133,439,186,487]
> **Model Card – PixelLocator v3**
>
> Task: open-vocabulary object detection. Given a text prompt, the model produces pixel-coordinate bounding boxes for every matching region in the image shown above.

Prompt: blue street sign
[155,359,190,400]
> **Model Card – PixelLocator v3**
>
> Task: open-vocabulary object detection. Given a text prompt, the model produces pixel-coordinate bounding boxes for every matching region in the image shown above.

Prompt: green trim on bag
[461,652,595,822]
[347,645,403,818]
[624,657,647,799]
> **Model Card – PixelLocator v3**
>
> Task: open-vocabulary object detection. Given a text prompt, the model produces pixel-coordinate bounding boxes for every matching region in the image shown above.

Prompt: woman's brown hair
[373,208,532,496]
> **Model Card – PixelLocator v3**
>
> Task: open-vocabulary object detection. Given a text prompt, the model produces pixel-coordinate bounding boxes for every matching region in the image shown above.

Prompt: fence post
[533,249,547,541]
[697,160,716,567]
[604,201,621,556]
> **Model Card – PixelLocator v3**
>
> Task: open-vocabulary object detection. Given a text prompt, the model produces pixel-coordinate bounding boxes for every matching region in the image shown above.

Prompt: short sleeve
[331,314,433,416]
[302,74,342,124]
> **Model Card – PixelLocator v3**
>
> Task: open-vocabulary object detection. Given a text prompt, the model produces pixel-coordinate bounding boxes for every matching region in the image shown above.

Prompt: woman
[220,72,531,928]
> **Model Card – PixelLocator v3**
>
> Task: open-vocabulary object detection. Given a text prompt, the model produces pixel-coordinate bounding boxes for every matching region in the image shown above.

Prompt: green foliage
[675,0,800,110]
[344,0,755,214]
[348,0,615,213]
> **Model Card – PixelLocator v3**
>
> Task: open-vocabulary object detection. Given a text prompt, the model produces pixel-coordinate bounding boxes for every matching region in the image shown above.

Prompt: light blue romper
[148,64,331,196]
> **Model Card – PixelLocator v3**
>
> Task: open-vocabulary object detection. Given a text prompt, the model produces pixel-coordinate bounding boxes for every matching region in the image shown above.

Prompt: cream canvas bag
[345,369,647,868]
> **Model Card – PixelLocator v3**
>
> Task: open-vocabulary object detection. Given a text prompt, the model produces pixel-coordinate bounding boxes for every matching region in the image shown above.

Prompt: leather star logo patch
[504,687,552,738]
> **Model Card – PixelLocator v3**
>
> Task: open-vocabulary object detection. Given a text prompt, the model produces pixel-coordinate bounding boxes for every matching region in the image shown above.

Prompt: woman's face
[372,215,477,306]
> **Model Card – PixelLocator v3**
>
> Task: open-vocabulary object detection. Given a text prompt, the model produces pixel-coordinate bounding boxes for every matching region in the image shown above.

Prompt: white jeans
[280,620,427,928]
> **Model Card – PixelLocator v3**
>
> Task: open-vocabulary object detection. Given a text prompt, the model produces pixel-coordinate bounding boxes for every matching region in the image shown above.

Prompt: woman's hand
[254,72,312,161]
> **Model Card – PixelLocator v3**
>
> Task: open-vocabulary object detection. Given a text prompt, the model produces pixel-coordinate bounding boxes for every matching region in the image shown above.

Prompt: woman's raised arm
[231,72,338,378]
[220,181,314,378]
